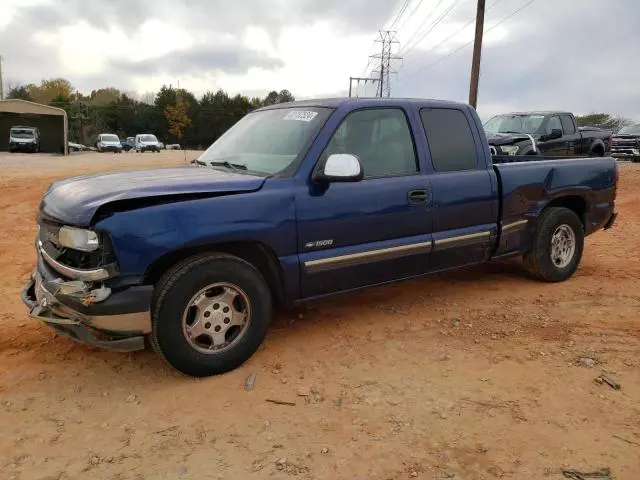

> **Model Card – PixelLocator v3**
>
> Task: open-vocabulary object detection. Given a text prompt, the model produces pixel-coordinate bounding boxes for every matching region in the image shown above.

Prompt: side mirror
[543,128,563,141]
[312,153,364,183]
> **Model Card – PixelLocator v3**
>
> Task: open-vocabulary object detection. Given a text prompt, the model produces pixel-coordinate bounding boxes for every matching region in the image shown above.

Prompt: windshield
[140,135,157,142]
[618,124,640,135]
[484,114,545,135]
[198,107,332,175]
[101,134,120,142]
[10,129,35,139]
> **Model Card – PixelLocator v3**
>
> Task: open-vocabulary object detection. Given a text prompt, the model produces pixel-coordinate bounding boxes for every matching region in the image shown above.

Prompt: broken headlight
[58,226,99,252]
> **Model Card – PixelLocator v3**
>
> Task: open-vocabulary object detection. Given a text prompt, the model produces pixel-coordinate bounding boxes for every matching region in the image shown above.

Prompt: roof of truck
[255,97,469,111]
[497,111,571,116]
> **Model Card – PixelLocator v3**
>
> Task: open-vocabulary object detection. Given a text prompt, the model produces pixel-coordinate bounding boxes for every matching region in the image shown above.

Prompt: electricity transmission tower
[369,31,403,97]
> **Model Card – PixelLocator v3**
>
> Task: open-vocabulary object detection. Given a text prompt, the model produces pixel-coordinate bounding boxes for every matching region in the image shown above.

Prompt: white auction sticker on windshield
[283,110,318,122]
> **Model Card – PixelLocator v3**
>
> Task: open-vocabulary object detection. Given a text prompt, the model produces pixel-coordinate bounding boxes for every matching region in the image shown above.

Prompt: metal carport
[0,99,68,155]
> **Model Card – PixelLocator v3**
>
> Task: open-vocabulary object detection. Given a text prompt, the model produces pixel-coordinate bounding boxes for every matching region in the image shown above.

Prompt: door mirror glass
[313,153,363,183]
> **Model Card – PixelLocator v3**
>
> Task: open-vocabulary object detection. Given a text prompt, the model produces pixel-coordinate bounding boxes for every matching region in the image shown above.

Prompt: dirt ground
[0,151,638,480]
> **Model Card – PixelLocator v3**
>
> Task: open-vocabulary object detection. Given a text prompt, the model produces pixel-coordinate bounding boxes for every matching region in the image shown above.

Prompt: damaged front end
[22,217,152,352]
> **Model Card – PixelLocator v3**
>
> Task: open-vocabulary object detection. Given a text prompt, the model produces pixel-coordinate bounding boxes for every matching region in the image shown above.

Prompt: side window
[420,108,477,172]
[546,116,563,135]
[560,115,576,134]
[324,108,417,178]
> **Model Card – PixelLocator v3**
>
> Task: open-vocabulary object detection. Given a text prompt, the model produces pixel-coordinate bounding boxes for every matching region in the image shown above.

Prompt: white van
[9,126,40,153]
[96,133,123,153]
[135,134,161,153]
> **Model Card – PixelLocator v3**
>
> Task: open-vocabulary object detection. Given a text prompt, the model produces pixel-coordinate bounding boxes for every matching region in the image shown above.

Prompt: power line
[397,0,445,55]
[400,0,463,57]
[401,0,504,71]
[398,0,538,83]
[388,0,411,30]
[395,0,426,36]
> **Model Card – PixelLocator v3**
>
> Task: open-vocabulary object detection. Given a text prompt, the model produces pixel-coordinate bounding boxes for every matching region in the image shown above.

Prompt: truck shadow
[269,259,532,334]
[4,259,533,385]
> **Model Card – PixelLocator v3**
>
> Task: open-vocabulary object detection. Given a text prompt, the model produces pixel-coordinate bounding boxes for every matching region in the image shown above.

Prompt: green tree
[7,85,32,101]
[575,113,633,132]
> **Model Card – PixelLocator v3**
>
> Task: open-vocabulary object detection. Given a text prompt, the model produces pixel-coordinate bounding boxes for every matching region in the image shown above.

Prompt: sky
[2,0,639,120]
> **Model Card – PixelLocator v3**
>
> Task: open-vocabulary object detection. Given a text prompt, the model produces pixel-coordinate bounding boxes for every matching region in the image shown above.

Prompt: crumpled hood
[40,166,266,226]
[485,132,532,146]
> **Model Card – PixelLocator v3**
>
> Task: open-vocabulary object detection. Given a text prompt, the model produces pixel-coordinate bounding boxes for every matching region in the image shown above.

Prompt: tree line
[574,113,633,132]
[6,78,295,149]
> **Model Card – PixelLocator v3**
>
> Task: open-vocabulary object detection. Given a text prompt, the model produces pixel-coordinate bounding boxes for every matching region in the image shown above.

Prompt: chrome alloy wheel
[181,283,251,354]
[550,224,576,269]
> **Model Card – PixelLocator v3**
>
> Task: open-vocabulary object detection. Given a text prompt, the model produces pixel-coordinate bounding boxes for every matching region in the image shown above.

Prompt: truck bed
[493,155,617,242]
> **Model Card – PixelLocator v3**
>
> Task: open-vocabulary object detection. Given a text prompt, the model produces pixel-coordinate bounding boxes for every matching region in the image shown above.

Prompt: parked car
[120,139,134,152]
[611,123,640,161]
[484,111,611,157]
[96,133,123,153]
[158,142,165,150]
[135,133,161,152]
[68,142,89,152]
[22,98,618,377]
[166,144,181,150]
[8,126,40,153]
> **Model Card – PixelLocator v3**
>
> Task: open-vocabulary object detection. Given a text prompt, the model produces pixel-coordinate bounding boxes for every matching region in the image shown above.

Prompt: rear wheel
[523,207,584,282]
[150,253,273,377]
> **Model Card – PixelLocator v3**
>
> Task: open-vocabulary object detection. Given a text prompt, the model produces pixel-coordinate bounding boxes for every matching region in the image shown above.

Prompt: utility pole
[369,31,402,98]
[468,0,486,109]
[0,55,4,100]
[348,76,380,97]
[378,38,385,98]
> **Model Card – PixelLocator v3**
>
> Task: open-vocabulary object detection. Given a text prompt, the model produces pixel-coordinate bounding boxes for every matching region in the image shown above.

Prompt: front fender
[94,181,297,278]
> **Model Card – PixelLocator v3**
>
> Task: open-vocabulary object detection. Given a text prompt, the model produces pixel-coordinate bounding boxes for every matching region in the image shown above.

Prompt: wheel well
[144,241,285,305]
[591,143,605,156]
[544,196,587,227]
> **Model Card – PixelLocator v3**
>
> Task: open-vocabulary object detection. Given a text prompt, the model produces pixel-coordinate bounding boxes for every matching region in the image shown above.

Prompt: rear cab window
[560,115,576,134]
[420,108,478,172]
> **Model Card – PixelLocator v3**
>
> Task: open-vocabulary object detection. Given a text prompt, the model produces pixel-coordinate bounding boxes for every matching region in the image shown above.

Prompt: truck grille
[612,139,639,147]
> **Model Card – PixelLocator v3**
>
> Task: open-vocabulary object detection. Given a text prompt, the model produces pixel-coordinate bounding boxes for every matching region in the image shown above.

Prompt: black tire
[523,207,584,282]
[150,253,273,377]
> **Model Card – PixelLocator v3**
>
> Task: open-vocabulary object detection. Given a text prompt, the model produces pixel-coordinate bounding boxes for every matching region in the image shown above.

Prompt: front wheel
[150,253,273,377]
[523,207,584,282]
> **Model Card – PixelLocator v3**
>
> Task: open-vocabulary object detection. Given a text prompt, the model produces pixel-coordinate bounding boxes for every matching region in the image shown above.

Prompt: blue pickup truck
[22,98,618,377]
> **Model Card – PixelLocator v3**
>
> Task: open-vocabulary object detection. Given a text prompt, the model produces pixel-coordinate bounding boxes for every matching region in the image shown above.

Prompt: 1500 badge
[305,239,334,249]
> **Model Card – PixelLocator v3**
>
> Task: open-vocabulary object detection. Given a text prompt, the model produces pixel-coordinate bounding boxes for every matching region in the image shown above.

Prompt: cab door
[296,107,433,298]
[538,115,569,156]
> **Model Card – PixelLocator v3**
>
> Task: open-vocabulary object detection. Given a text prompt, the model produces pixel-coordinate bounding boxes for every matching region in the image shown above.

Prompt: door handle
[408,189,428,205]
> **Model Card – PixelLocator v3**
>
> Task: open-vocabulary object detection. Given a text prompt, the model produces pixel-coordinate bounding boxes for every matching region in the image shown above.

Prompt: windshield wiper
[209,160,248,171]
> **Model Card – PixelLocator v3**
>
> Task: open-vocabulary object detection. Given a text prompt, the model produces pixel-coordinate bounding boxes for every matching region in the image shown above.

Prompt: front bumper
[10,142,37,152]
[22,253,153,352]
[604,210,618,230]
[611,147,640,157]
[100,145,122,152]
